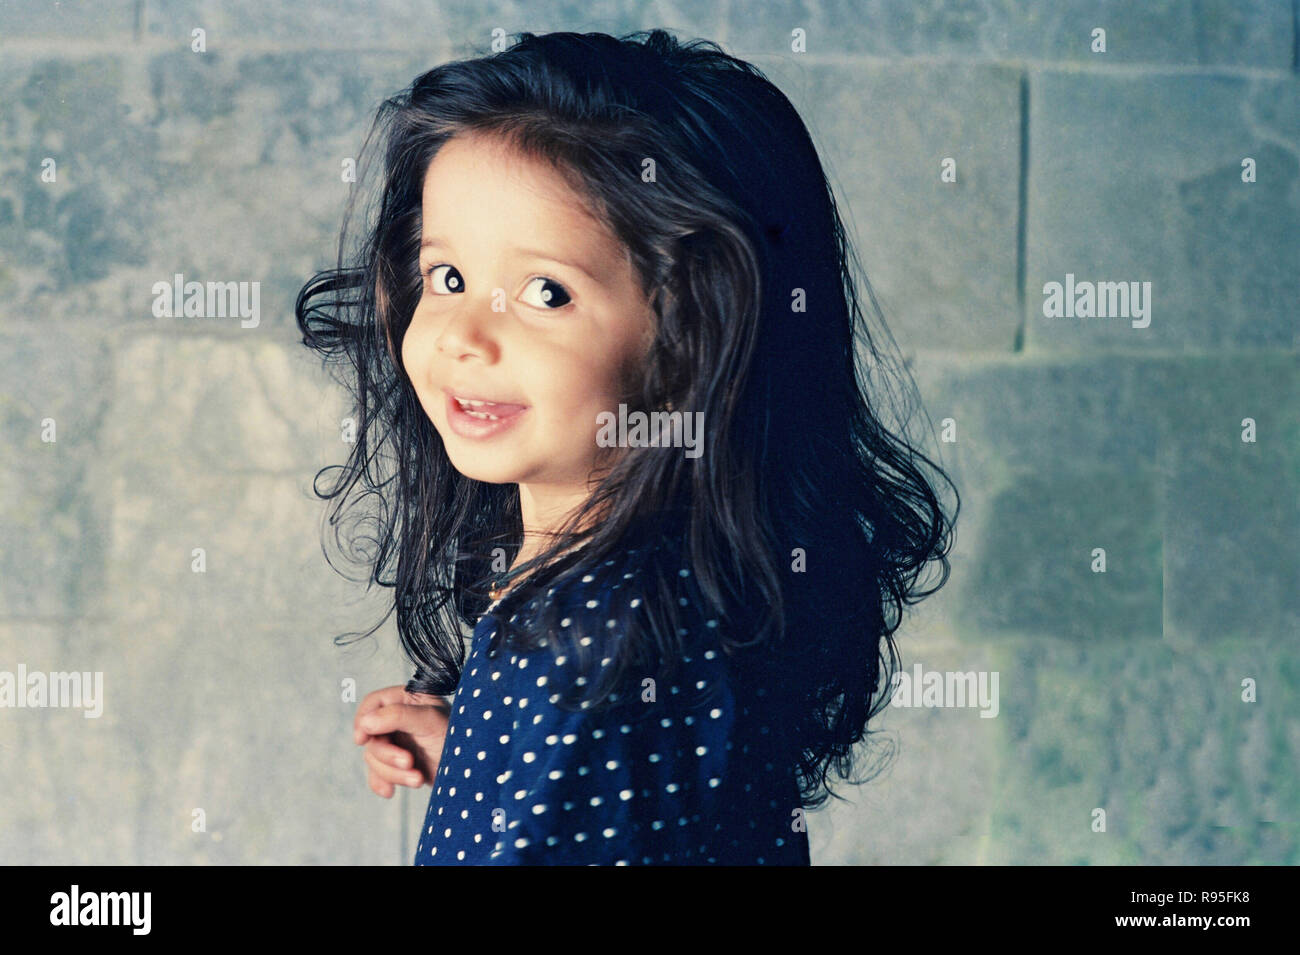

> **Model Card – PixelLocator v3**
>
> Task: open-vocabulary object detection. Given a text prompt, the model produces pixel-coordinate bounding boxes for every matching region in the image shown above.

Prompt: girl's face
[402,131,654,520]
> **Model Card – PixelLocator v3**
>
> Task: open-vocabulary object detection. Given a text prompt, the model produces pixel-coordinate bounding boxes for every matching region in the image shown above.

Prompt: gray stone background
[1,0,1297,865]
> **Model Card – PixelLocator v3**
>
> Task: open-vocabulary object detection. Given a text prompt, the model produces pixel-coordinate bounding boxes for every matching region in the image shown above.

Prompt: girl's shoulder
[479,532,722,691]
[494,535,671,624]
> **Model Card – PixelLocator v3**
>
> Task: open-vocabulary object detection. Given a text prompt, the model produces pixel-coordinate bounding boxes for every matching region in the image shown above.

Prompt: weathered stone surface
[726,0,1293,68]
[759,56,1022,352]
[1027,72,1300,351]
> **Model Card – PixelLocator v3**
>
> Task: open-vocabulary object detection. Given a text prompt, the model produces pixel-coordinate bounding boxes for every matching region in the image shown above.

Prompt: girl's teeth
[455,396,502,419]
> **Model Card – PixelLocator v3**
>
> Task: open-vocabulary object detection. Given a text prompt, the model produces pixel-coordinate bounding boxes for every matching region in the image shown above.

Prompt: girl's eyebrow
[420,234,600,284]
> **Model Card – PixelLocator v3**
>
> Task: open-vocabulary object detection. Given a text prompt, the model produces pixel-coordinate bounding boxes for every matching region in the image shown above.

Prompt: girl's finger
[354,685,409,733]
[367,769,395,799]
[359,701,444,738]
[365,737,413,769]
[364,747,424,788]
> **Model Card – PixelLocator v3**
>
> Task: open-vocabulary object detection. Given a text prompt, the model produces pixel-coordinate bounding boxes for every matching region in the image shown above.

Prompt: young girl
[297,28,958,865]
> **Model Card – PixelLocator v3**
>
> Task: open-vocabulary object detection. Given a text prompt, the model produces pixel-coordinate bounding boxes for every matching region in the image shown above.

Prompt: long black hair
[296,28,959,811]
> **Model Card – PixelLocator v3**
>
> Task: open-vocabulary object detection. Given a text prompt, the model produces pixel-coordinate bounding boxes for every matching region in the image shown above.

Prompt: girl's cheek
[404,319,434,367]
[398,335,411,381]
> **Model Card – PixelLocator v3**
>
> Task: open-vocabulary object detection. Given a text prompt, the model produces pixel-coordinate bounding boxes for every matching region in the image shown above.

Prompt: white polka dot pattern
[413,545,810,866]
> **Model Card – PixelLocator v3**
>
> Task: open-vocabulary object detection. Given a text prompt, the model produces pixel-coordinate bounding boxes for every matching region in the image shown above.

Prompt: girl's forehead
[419,138,621,257]
[422,136,585,214]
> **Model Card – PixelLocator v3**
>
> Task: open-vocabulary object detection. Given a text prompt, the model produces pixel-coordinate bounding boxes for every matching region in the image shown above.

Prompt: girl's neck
[490,535,573,603]
[501,464,623,601]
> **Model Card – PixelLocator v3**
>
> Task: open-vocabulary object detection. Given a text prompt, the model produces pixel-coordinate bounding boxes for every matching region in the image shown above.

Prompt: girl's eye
[521,276,573,310]
[422,265,572,311]
[424,264,464,294]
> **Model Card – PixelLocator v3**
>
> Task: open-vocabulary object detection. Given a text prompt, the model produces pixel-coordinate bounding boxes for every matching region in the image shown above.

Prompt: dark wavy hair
[295,28,959,811]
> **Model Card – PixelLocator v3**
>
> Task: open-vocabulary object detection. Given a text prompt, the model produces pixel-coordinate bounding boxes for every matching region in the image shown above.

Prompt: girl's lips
[441,387,527,413]
[444,391,528,439]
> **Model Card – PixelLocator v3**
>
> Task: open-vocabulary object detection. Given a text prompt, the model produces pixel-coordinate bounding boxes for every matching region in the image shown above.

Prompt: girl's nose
[434,296,501,359]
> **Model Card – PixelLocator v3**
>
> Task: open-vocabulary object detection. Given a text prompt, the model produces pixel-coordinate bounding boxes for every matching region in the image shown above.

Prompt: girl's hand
[353,685,451,799]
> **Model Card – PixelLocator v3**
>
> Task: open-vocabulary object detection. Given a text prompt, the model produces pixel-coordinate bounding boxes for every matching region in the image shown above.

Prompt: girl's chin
[445,458,523,485]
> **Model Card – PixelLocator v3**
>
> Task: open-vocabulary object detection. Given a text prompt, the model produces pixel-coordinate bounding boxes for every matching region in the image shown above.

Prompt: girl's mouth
[444,392,528,439]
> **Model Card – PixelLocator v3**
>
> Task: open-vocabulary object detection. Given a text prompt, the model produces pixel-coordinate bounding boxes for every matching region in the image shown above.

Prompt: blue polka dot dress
[413,541,811,865]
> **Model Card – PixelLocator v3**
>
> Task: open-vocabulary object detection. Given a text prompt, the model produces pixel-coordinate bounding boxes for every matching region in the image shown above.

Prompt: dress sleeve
[480,622,738,865]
